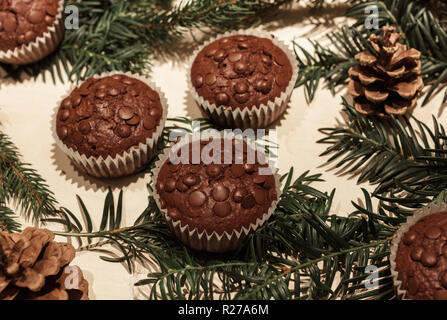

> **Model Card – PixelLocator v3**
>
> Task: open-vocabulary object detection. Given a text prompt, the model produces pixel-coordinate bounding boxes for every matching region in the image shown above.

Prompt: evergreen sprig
[0,132,58,224]
[319,98,447,220]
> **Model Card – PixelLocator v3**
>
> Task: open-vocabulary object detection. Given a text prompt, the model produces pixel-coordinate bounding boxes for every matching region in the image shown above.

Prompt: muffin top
[155,138,278,235]
[0,0,60,52]
[56,74,164,159]
[395,212,447,300]
[190,35,293,110]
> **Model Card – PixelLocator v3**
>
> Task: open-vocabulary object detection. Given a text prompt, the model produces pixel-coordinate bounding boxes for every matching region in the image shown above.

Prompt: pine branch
[0,205,21,233]
[0,132,58,223]
[319,98,447,219]
[0,0,294,83]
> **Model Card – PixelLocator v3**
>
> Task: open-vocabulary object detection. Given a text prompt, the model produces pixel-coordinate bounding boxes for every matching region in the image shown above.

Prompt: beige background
[0,2,445,299]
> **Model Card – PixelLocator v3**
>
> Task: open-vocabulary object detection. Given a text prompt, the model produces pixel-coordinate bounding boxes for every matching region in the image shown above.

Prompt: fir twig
[0,132,58,223]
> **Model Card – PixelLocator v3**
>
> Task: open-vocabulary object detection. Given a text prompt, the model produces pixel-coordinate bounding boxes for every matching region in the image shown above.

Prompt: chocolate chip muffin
[0,0,64,64]
[394,212,447,300]
[153,136,280,252]
[55,73,167,178]
[189,32,297,129]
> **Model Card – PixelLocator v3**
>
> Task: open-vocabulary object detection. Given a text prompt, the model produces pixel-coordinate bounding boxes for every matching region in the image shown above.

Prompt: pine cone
[348,27,424,116]
[0,227,89,300]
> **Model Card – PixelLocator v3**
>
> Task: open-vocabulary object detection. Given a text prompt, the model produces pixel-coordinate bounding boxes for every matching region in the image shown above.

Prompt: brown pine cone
[348,26,424,116]
[0,227,89,300]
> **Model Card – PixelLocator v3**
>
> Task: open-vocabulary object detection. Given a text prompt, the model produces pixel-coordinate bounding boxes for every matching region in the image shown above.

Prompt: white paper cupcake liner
[187,29,298,129]
[150,133,282,253]
[52,71,168,178]
[389,202,447,300]
[0,0,65,65]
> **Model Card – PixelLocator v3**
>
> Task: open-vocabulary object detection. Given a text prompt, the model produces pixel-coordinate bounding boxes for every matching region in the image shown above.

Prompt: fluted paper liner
[390,202,447,300]
[187,29,298,129]
[151,134,282,253]
[0,0,65,65]
[52,71,168,178]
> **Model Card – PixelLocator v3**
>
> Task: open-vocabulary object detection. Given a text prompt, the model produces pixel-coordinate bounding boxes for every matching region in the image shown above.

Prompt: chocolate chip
[212,185,229,202]
[108,87,120,96]
[126,115,140,126]
[403,231,417,245]
[425,226,442,239]
[122,77,134,85]
[13,2,28,14]
[234,93,250,104]
[253,175,266,185]
[168,208,181,219]
[57,126,68,140]
[242,195,256,209]
[213,49,226,62]
[231,164,245,177]
[421,251,437,267]
[17,34,25,44]
[164,178,176,192]
[72,132,83,144]
[407,277,419,295]
[3,16,17,32]
[255,79,272,94]
[235,81,249,94]
[411,246,423,261]
[143,116,156,130]
[116,124,131,138]
[233,188,247,203]
[28,10,45,24]
[176,179,189,193]
[213,202,231,217]
[189,191,206,207]
[228,52,242,62]
[24,30,36,43]
[244,163,255,173]
[206,164,221,177]
[129,89,139,97]
[205,73,217,86]
[72,95,82,106]
[205,47,218,57]
[235,35,248,42]
[78,121,91,134]
[261,55,272,65]
[118,107,134,120]
[95,90,106,99]
[157,181,165,192]
[440,271,447,289]
[435,290,447,300]
[44,15,53,25]
[215,92,229,105]
[274,51,289,66]
[182,175,199,186]
[46,5,58,16]
[59,109,70,121]
[192,74,204,88]
[149,108,161,118]
[238,42,250,50]
[234,61,248,74]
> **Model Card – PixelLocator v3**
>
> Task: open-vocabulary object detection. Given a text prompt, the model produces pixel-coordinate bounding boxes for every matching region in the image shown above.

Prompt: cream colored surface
[0,3,444,300]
